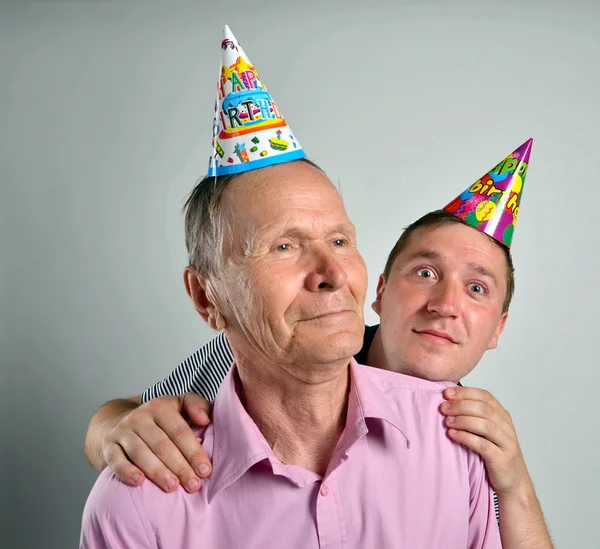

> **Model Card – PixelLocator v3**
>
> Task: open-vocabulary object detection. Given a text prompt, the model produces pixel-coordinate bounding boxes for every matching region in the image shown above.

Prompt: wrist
[497,477,537,507]
[85,399,138,470]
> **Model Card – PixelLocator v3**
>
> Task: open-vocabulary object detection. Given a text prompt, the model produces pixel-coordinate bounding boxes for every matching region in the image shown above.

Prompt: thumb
[181,392,212,426]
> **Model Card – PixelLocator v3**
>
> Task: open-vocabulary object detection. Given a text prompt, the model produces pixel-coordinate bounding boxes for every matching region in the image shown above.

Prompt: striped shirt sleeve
[141,332,234,403]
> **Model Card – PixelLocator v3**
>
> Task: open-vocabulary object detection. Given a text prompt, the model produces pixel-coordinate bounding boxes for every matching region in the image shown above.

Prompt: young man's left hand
[441,386,533,497]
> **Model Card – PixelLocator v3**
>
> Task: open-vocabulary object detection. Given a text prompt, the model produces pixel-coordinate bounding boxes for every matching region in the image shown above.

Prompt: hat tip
[516,137,533,155]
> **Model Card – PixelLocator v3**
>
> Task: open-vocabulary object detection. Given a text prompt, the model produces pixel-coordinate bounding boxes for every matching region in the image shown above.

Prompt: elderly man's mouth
[307,310,356,321]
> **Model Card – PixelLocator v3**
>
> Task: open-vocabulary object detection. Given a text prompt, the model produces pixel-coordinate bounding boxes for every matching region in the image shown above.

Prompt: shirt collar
[206,366,271,503]
[342,359,410,454]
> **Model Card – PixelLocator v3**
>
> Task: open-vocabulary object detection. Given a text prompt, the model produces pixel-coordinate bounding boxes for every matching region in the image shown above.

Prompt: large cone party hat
[443,138,533,248]
[207,26,306,176]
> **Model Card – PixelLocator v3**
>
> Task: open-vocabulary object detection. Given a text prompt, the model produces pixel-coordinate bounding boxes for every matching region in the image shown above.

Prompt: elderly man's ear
[183,267,228,331]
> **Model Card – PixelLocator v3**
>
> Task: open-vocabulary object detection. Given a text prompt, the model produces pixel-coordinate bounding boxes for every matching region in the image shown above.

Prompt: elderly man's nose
[305,252,347,292]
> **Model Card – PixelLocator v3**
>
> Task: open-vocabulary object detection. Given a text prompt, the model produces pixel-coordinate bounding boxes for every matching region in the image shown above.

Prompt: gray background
[2,0,599,547]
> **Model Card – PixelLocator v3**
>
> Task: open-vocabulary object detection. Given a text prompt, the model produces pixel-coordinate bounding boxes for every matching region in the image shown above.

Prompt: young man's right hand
[101,393,213,493]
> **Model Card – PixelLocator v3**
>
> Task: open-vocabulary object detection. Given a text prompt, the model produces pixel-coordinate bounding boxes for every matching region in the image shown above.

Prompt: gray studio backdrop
[2,1,599,547]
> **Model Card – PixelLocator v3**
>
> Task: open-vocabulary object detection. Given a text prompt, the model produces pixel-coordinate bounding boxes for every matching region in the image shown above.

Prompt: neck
[236,358,350,476]
[366,327,390,370]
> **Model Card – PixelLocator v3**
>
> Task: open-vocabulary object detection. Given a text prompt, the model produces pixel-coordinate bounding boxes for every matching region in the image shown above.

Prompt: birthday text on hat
[468,157,528,218]
[216,58,284,135]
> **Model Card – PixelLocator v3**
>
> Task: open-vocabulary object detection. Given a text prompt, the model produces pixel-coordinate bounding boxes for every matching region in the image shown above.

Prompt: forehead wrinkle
[403,249,442,264]
[220,167,350,258]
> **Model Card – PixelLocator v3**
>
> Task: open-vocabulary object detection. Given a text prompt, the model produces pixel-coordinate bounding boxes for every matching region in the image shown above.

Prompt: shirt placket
[315,473,346,549]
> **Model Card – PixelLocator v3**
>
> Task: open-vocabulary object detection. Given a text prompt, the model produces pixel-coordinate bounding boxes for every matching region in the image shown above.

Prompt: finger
[445,414,512,451]
[440,399,511,432]
[116,430,186,492]
[442,398,514,431]
[103,441,146,487]
[129,420,203,493]
[440,398,495,419]
[447,428,498,461]
[445,386,496,403]
[444,387,512,424]
[182,393,212,427]
[155,410,213,479]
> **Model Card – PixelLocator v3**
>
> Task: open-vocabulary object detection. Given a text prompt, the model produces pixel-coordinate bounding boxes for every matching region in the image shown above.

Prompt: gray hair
[183,158,323,279]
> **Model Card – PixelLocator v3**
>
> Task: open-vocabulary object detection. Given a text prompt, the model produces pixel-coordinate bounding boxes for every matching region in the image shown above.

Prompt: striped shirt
[141,325,500,524]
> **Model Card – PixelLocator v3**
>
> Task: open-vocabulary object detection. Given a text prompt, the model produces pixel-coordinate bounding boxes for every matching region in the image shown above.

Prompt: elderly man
[81,157,502,548]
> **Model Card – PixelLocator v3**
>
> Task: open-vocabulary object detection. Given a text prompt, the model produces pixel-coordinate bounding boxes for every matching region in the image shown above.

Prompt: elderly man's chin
[292,312,365,365]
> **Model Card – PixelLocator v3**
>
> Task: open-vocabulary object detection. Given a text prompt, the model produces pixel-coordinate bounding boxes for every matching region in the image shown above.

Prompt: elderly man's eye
[332,239,346,247]
[276,243,291,252]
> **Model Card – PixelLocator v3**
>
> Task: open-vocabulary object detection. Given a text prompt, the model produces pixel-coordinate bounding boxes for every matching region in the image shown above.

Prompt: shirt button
[320,483,329,497]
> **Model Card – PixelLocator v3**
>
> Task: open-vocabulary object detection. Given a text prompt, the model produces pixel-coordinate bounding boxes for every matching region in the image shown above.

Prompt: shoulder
[82,466,185,523]
[82,427,214,542]
[360,363,456,395]
[81,469,155,547]
[356,364,465,452]
[83,468,139,517]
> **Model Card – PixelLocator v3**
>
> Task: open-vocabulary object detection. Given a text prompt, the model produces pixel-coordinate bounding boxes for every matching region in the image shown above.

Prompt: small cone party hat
[443,138,533,248]
[207,25,306,176]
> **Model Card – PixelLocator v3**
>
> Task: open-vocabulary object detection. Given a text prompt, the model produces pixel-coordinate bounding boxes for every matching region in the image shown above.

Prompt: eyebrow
[246,221,356,251]
[467,262,498,286]
[404,250,498,286]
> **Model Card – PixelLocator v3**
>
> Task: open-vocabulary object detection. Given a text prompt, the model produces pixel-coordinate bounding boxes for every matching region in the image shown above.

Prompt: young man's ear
[487,312,508,351]
[371,274,387,316]
[183,267,228,331]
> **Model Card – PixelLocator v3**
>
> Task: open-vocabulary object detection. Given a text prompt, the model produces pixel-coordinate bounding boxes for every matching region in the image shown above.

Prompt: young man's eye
[416,268,435,278]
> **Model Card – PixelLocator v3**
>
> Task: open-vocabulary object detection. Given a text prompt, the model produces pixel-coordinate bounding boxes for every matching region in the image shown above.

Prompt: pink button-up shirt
[81,361,501,548]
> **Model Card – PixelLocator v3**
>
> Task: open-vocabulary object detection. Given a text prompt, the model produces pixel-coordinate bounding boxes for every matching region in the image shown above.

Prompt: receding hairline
[218,159,341,212]
[223,157,328,185]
